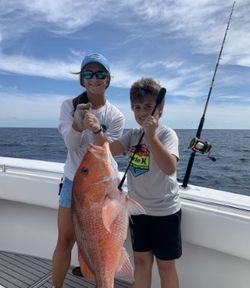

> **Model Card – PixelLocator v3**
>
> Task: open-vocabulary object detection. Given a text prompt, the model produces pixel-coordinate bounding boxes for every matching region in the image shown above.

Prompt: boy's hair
[130,78,162,105]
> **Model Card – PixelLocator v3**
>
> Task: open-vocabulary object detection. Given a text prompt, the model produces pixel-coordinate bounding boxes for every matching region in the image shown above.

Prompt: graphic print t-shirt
[119,126,181,216]
[128,143,150,177]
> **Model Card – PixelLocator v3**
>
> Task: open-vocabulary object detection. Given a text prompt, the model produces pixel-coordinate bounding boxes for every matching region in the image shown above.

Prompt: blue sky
[0,0,249,129]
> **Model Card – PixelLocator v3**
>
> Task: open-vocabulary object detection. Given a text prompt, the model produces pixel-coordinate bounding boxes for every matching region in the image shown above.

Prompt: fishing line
[118,87,166,191]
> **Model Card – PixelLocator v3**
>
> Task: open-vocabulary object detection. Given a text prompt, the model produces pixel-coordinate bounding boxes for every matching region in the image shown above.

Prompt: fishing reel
[189,137,216,161]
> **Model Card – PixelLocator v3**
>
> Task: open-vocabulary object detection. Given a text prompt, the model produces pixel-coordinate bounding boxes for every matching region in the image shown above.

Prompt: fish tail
[78,247,95,280]
[115,247,134,283]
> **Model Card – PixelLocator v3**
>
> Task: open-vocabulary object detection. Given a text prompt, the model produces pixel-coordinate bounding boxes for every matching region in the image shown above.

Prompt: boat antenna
[118,87,166,191]
[182,2,235,188]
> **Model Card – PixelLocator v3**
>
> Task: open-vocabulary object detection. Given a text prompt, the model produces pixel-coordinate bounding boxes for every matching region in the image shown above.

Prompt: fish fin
[115,247,134,283]
[78,248,94,280]
[102,198,123,233]
[126,196,146,215]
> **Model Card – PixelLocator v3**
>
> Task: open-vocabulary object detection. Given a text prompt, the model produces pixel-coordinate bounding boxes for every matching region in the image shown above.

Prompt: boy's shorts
[59,177,73,208]
[129,209,182,260]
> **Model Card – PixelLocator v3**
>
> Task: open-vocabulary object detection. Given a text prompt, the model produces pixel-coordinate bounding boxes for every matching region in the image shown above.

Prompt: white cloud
[0,91,65,119]
[161,102,250,129]
[1,1,249,66]
[1,90,249,129]
[21,0,106,31]
[0,53,76,80]
[0,0,249,128]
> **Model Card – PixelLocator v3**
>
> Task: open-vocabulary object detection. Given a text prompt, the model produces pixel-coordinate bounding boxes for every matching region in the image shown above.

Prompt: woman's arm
[59,100,83,150]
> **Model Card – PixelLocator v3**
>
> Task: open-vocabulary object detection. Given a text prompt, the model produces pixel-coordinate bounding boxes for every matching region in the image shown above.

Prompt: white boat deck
[1,157,250,288]
[0,251,131,288]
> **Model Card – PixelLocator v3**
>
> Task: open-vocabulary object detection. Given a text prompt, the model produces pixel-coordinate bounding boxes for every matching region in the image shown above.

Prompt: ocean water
[0,128,249,196]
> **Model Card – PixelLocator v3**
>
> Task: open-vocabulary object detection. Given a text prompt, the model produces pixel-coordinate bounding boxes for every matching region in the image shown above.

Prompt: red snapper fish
[72,142,145,288]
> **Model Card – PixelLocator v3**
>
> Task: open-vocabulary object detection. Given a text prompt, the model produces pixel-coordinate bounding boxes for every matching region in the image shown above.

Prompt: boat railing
[0,163,63,180]
[0,160,249,214]
[180,194,250,214]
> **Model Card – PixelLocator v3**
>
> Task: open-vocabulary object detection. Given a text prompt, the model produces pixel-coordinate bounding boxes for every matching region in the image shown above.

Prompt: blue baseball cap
[81,53,111,73]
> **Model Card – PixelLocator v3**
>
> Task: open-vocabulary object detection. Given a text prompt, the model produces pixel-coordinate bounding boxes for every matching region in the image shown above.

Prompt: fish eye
[80,167,89,174]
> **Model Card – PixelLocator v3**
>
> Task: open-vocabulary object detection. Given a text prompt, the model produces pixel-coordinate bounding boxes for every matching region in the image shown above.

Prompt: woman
[52,53,125,288]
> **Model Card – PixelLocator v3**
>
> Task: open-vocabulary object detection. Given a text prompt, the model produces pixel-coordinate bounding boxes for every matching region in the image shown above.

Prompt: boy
[89,77,182,288]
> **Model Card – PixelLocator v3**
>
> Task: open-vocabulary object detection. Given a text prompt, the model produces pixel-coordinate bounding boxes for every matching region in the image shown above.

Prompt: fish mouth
[92,175,113,185]
[101,175,112,182]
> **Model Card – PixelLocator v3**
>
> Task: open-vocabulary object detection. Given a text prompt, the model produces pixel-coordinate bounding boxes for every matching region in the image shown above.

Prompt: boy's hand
[143,115,158,137]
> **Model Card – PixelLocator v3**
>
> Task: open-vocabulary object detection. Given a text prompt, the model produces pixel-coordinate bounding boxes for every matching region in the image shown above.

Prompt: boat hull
[1,157,250,288]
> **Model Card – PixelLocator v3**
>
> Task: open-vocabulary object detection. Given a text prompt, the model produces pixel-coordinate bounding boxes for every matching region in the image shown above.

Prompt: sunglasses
[81,70,108,80]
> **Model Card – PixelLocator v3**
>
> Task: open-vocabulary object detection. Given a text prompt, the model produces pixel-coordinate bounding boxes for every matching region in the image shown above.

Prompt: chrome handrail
[0,163,63,179]
[180,195,250,213]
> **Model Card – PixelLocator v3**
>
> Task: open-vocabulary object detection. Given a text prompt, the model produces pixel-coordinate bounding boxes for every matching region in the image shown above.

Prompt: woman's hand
[73,103,92,132]
[83,111,101,133]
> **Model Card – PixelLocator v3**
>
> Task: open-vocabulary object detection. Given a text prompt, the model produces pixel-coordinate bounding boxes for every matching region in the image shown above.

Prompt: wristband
[93,126,103,134]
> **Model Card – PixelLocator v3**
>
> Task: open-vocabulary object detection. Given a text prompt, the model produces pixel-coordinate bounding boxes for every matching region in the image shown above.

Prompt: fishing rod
[182,2,235,188]
[118,87,166,191]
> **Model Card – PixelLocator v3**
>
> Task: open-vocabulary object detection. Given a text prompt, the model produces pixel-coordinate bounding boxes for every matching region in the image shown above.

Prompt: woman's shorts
[59,177,73,208]
[129,209,182,260]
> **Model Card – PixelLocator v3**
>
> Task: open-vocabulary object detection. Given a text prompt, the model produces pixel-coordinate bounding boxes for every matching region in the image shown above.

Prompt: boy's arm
[143,115,177,175]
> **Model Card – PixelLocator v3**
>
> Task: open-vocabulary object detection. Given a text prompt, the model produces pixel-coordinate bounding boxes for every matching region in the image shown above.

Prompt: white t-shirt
[119,125,181,216]
[59,98,125,181]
